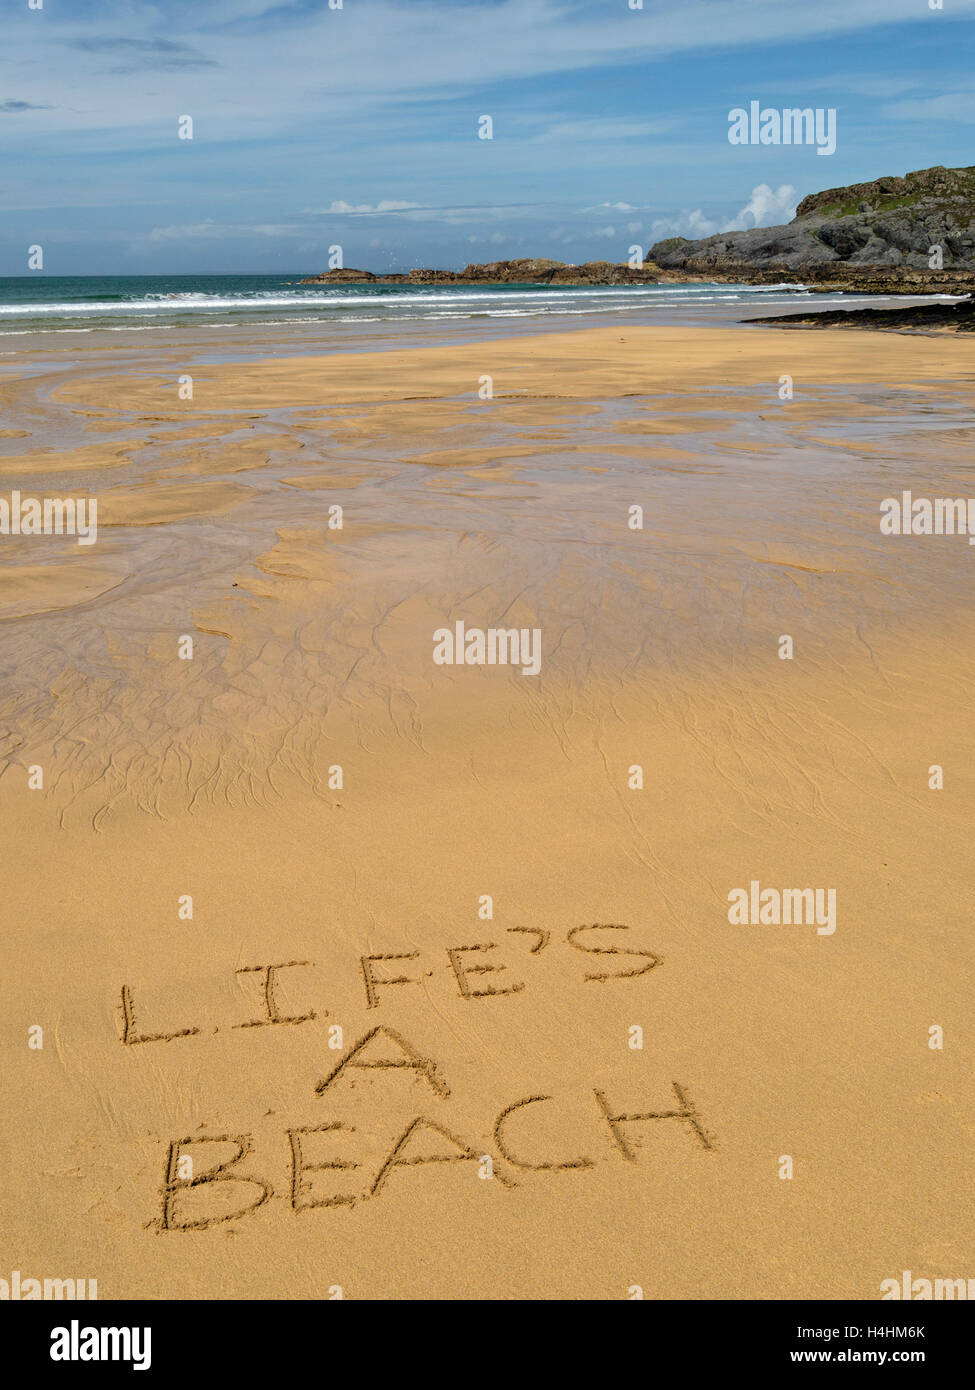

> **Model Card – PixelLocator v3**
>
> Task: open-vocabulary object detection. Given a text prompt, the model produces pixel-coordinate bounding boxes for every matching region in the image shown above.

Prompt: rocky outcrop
[749,295,975,333]
[300,258,660,286]
[647,165,975,293]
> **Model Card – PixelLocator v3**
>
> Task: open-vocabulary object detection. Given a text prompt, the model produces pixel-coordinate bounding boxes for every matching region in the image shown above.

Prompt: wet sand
[1,322,972,1299]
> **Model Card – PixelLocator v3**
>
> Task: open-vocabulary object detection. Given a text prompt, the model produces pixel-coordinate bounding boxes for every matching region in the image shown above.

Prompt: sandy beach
[1,319,972,1300]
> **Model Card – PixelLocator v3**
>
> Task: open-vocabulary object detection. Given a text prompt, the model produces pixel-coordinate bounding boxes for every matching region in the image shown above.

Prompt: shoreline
[1,278,965,362]
[0,290,963,373]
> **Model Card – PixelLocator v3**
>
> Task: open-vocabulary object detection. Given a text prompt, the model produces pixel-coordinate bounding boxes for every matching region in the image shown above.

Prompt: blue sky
[2,0,974,275]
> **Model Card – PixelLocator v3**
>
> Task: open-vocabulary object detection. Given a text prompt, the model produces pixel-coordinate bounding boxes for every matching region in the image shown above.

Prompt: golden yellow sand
[0,324,971,1299]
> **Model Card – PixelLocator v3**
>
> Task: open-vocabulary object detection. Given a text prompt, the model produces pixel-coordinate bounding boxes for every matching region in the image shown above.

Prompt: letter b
[161,1134,271,1230]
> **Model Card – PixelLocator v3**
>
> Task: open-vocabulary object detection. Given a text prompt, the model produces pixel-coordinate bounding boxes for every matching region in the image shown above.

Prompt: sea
[0,274,952,337]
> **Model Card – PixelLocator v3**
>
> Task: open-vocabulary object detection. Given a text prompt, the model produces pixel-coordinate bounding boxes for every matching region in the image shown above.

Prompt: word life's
[118,924,662,1048]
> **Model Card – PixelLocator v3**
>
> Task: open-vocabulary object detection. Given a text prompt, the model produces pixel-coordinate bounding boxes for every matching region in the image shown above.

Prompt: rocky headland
[300,166,975,298]
[647,164,975,294]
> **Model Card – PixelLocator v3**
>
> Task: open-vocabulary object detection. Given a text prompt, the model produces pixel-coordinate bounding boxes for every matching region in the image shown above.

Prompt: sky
[1,0,974,276]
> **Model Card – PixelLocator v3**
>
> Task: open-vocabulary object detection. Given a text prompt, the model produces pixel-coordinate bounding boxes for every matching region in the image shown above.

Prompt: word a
[880,492,975,544]
[0,491,97,545]
[50,1322,150,1371]
[433,620,541,676]
[727,881,836,935]
[881,1270,974,1300]
[1,1271,97,1300]
[728,102,836,156]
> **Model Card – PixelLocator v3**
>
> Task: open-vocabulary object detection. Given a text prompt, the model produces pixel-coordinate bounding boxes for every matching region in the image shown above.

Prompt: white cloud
[304,201,540,227]
[147,218,296,242]
[4,0,974,149]
[721,183,798,231]
[649,184,798,243]
[650,208,720,239]
[465,231,509,246]
[882,90,975,121]
[326,199,421,214]
[541,120,672,142]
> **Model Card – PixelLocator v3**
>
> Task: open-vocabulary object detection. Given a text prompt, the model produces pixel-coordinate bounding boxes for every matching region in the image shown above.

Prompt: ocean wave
[0,280,958,337]
[0,282,815,318]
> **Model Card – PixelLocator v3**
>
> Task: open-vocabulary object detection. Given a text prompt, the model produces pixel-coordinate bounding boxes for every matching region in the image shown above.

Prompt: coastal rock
[647,164,975,292]
[750,294,975,333]
[300,258,660,287]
